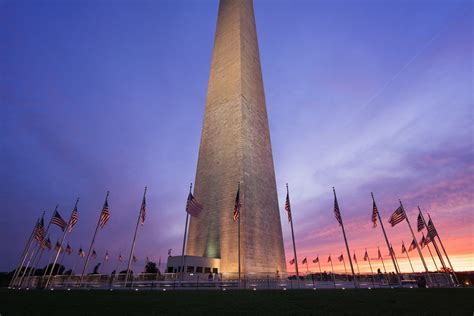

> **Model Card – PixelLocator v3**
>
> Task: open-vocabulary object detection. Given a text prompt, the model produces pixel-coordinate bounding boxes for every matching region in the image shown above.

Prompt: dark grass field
[0,288,473,315]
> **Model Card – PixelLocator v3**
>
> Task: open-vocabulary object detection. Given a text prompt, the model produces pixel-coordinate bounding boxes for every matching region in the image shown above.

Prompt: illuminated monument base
[166,256,220,275]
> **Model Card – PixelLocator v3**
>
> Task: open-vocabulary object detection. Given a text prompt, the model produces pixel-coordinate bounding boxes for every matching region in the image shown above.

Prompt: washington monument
[185,0,286,275]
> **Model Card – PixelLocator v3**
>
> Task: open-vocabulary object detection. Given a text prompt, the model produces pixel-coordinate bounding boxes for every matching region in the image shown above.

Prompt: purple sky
[1,0,472,273]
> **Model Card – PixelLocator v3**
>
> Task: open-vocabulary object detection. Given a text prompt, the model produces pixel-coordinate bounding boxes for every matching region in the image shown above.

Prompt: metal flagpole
[101,252,108,275]
[45,201,78,289]
[17,243,39,287]
[365,249,375,287]
[333,188,357,288]
[125,187,147,288]
[287,184,299,286]
[399,200,432,286]
[403,241,415,273]
[371,193,401,284]
[238,182,241,285]
[79,192,107,287]
[25,207,56,288]
[341,256,349,282]
[354,252,361,275]
[9,217,39,288]
[390,243,402,276]
[329,255,336,288]
[428,213,459,285]
[180,184,192,284]
[418,207,449,278]
[423,232,439,271]
[317,256,322,281]
[378,246,390,286]
[68,254,79,284]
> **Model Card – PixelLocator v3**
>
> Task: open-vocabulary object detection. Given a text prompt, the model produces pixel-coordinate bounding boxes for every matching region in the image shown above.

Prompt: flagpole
[427,213,459,285]
[125,187,147,288]
[238,182,241,285]
[9,217,39,288]
[317,256,322,281]
[333,187,357,288]
[378,246,390,286]
[390,243,402,276]
[25,207,57,288]
[80,192,107,287]
[403,241,415,273]
[305,260,309,275]
[287,184,299,286]
[354,252,360,275]
[180,184,192,284]
[17,242,39,287]
[101,252,108,275]
[424,235,439,271]
[371,193,401,284]
[21,212,48,288]
[329,255,336,288]
[342,256,349,282]
[399,200,432,286]
[18,211,46,287]
[418,207,449,277]
[365,248,375,287]
[45,199,78,289]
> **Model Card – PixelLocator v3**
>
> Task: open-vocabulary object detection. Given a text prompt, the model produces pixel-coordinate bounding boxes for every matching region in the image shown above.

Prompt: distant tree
[145,261,158,274]
[64,269,72,275]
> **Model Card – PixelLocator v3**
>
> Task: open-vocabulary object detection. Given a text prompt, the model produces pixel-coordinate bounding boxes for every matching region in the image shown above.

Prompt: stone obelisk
[186,0,287,275]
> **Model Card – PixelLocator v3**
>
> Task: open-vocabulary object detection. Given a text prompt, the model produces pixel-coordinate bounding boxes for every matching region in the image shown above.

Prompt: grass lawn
[0,288,472,315]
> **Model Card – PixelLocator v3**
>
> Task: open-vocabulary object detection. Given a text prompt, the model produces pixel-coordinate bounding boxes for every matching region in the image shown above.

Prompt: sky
[1,0,472,275]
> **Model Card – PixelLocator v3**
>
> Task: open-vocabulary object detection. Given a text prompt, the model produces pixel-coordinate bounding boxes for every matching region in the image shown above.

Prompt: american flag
[34,218,45,243]
[377,248,382,259]
[333,188,342,226]
[389,245,395,256]
[52,210,67,231]
[79,248,85,257]
[233,185,241,222]
[69,205,78,232]
[388,206,406,227]
[99,195,110,228]
[353,252,357,263]
[43,237,52,250]
[105,251,109,261]
[419,234,427,248]
[364,250,369,261]
[338,253,344,262]
[408,239,417,252]
[417,211,425,232]
[284,191,292,223]
[132,255,137,263]
[66,243,73,255]
[401,243,407,254]
[302,257,307,264]
[91,249,97,259]
[327,255,332,263]
[427,218,437,238]
[289,258,295,265]
[425,233,433,245]
[372,201,379,227]
[139,189,146,225]
[313,257,319,263]
[186,192,203,217]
